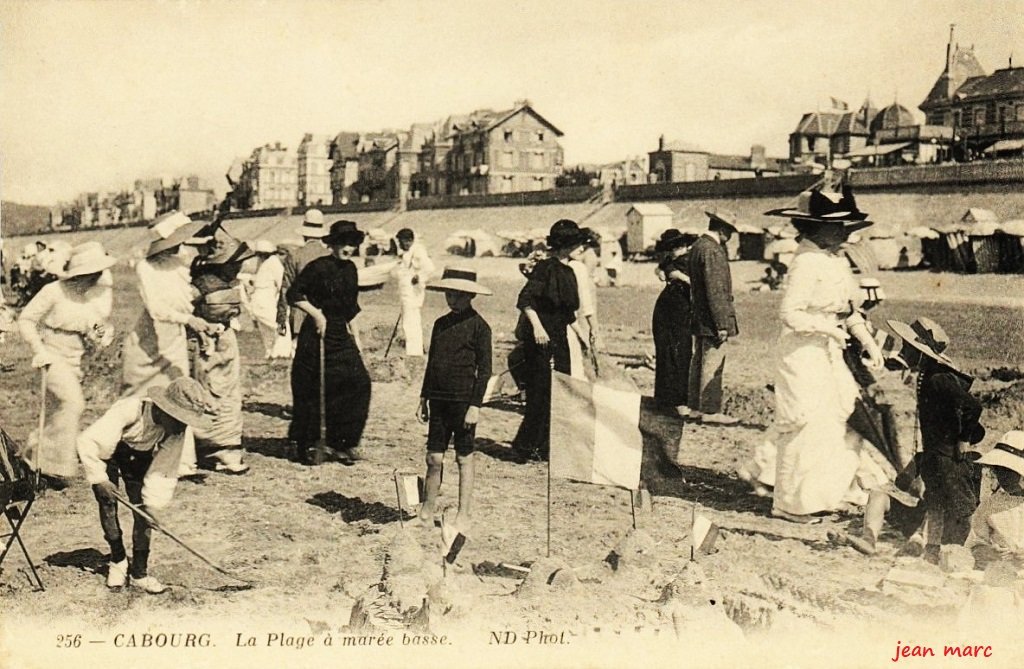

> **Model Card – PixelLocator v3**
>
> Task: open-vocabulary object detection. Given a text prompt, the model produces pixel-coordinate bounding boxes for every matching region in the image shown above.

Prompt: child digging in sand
[416,265,492,536]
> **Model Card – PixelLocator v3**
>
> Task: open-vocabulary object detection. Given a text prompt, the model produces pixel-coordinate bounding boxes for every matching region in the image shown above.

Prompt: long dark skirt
[652,283,692,409]
[289,318,371,451]
[512,333,571,459]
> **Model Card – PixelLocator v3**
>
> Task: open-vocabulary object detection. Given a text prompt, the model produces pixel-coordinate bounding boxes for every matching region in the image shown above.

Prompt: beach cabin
[996,220,1024,273]
[625,203,674,256]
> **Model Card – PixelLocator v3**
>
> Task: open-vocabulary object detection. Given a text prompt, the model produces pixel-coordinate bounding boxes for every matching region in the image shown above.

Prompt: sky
[2,0,1023,206]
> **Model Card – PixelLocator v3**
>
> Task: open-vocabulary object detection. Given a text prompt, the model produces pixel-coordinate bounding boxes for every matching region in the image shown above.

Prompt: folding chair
[0,427,44,591]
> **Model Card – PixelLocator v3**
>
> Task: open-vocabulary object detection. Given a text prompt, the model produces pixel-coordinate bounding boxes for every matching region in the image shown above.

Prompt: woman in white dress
[121,213,217,398]
[748,185,890,522]
[248,240,291,359]
[18,242,116,482]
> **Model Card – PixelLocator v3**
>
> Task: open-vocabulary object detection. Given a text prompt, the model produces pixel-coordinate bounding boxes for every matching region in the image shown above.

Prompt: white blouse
[136,255,195,326]
[779,239,863,336]
[18,275,113,364]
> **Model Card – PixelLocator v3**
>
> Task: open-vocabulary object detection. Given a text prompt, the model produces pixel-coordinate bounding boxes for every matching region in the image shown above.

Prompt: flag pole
[393,469,404,528]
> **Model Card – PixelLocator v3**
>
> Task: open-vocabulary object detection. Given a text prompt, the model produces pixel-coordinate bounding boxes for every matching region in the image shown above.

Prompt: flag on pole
[829,96,849,111]
[692,512,720,555]
[550,372,642,488]
[394,472,422,509]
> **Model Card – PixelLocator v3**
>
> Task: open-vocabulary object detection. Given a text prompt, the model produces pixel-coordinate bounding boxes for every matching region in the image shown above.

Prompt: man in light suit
[687,208,739,425]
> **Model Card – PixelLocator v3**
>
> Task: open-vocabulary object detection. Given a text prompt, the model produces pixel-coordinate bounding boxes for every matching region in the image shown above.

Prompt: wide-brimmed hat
[765,184,874,233]
[148,378,215,431]
[705,207,738,232]
[886,317,962,373]
[146,220,208,258]
[546,219,588,251]
[204,238,252,265]
[251,239,276,255]
[62,241,117,278]
[655,228,698,253]
[426,265,492,295]
[300,208,327,238]
[978,431,1024,477]
[323,220,366,247]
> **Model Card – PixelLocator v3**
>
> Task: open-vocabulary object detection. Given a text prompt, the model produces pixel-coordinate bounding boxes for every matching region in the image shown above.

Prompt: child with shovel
[77,378,215,593]
[416,266,492,538]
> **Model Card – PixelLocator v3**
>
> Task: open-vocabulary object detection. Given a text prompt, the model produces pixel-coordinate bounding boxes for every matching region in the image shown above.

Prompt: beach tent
[444,229,499,257]
[625,203,673,256]
[735,223,766,261]
[995,220,1024,273]
[967,221,1002,274]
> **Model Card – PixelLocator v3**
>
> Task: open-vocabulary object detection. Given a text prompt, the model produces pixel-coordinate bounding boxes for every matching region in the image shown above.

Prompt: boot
[131,574,167,594]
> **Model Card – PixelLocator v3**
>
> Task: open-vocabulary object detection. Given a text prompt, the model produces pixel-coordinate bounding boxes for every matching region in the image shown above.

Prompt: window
[532,176,545,191]
[536,130,545,142]
[500,176,513,193]
[504,129,513,143]
[1017,104,1024,122]
[501,150,515,168]
[974,107,986,126]
[530,151,545,169]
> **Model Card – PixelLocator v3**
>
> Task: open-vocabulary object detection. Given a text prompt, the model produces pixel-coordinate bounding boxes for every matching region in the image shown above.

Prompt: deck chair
[0,426,44,591]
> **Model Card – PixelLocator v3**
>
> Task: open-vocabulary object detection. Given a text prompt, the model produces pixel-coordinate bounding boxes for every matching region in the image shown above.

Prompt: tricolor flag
[549,372,686,490]
[692,512,720,555]
[394,472,422,509]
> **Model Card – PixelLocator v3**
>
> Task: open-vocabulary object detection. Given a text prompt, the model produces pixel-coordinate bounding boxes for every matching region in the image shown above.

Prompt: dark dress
[652,256,692,409]
[916,365,984,545]
[286,255,371,453]
[511,257,579,459]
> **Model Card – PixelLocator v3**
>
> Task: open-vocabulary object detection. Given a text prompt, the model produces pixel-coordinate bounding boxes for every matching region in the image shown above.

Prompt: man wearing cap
[280,209,330,340]
[393,228,435,357]
[78,378,215,594]
[686,209,739,424]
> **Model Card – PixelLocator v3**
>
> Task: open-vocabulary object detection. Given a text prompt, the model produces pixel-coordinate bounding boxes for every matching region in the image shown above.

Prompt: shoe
[770,508,823,524]
[107,559,128,589]
[131,575,167,594]
[700,413,740,426]
[343,448,366,462]
[675,406,697,419]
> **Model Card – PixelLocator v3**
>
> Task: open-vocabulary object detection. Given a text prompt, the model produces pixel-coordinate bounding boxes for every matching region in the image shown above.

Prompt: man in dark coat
[686,208,739,425]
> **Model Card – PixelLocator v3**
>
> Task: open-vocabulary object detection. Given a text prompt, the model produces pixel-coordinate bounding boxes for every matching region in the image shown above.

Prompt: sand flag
[394,472,422,509]
[549,371,644,489]
[692,511,720,556]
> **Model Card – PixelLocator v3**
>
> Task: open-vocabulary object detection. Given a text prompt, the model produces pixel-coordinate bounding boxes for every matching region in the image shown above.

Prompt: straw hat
[148,378,215,431]
[62,241,117,278]
[705,207,739,232]
[886,317,962,373]
[427,265,492,295]
[146,220,208,258]
[252,239,276,255]
[978,431,1024,477]
[150,211,192,239]
[300,209,327,238]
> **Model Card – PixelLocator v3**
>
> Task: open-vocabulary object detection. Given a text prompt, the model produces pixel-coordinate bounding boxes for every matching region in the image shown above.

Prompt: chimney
[750,144,766,169]
[658,134,665,151]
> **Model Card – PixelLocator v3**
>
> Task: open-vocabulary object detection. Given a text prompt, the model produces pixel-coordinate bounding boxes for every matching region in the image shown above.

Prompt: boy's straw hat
[427,265,492,295]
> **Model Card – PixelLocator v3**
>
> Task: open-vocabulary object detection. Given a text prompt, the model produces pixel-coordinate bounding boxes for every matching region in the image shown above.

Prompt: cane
[314,333,327,466]
[383,312,402,359]
[33,366,48,490]
[108,489,254,586]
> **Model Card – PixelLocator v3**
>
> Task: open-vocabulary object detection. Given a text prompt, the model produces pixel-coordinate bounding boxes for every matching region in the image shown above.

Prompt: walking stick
[383,312,402,359]
[108,489,254,585]
[314,333,327,466]
[33,366,48,490]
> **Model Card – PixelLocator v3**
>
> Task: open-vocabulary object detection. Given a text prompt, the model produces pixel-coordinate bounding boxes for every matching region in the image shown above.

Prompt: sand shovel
[108,489,254,587]
[33,366,48,491]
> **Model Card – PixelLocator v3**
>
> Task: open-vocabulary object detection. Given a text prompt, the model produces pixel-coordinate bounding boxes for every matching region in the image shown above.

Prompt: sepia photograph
[1,1,1023,667]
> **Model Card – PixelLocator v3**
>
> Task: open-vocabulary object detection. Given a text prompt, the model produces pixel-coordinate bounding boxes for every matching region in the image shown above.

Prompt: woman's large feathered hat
[765,179,874,233]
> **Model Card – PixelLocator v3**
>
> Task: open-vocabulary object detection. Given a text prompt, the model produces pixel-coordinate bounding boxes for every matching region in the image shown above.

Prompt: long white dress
[249,254,291,358]
[567,258,596,379]
[757,240,889,515]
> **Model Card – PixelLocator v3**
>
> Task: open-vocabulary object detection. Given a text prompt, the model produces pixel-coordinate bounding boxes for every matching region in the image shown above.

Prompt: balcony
[962,120,1024,140]
[874,125,953,143]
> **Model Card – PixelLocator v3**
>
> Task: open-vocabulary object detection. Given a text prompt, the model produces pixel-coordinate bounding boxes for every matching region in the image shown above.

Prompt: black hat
[396,228,415,241]
[323,220,366,247]
[655,228,697,253]
[546,219,588,251]
[765,183,873,232]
